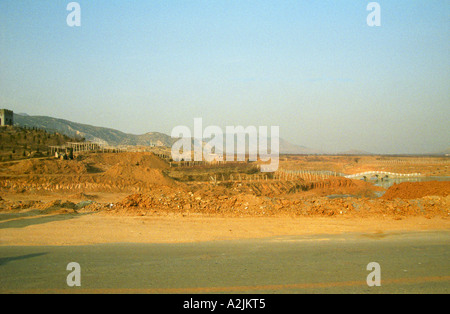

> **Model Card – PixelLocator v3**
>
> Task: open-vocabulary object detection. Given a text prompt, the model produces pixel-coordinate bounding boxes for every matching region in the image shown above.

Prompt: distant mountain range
[14,114,175,147]
[337,149,374,155]
[13,113,320,154]
[277,138,322,154]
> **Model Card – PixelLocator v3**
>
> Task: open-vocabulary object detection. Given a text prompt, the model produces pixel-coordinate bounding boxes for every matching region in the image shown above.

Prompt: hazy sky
[0,1,448,154]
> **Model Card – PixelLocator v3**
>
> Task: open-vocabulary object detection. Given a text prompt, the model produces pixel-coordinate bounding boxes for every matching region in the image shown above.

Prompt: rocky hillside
[13,113,321,154]
[14,113,175,147]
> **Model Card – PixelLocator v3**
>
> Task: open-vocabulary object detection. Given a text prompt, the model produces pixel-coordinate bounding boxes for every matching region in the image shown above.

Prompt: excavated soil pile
[186,177,383,198]
[99,152,176,188]
[0,152,178,192]
[83,152,169,171]
[6,159,89,175]
[104,163,174,186]
[113,188,449,218]
[382,181,450,200]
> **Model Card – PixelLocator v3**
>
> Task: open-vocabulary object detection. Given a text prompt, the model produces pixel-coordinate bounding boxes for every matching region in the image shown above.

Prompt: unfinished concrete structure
[0,109,14,126]
[50,142,125,158]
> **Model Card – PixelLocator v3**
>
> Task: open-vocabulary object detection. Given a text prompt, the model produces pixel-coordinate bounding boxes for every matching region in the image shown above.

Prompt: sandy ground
[1,212,449,246]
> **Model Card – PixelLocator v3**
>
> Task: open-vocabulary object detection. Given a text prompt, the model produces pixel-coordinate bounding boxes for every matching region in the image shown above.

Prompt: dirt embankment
[0,154,384,197]
[1,153,448,220]
[185,177,383,198]
[0,152,178,193]
[382,181,450,200]
[7,159,89,175]
[3,176,448,219]
[110,187,449,219]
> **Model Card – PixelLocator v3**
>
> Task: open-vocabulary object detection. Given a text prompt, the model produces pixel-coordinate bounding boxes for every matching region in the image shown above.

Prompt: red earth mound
[0,152,178,193]
[381,181,450,200]
[7,159,89,175]
[112,189,449,218]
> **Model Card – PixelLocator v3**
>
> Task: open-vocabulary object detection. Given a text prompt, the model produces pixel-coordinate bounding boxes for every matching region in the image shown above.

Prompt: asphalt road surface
[1,231,449,294]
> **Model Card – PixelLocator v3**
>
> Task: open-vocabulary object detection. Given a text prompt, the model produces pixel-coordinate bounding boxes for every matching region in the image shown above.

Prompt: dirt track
[1,212,449,246]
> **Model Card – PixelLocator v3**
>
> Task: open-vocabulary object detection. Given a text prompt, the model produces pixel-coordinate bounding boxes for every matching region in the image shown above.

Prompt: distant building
[0,109,14,126]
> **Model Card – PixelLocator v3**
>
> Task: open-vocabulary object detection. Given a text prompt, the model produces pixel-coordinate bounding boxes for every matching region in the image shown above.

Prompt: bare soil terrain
[0,152,449,246]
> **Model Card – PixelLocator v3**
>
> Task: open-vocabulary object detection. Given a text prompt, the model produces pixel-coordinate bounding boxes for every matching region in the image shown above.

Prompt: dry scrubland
[0,149,449,245]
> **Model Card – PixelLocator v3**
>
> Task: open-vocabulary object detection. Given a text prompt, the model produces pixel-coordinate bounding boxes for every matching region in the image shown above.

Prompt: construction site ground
[0,152,449,246]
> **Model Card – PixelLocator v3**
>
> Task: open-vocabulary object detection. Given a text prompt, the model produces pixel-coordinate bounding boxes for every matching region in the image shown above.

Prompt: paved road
[1,231,449,294]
